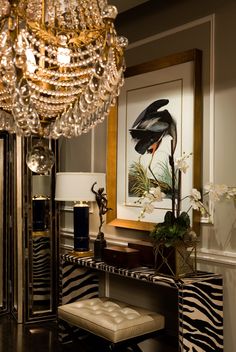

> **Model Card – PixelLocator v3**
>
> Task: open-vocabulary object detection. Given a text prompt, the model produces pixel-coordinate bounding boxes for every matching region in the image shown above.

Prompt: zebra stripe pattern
[32,236,51,302]
[59,259,99,343]
[179,277,223,351]
[60,254,223,351]
[61,260,99,305]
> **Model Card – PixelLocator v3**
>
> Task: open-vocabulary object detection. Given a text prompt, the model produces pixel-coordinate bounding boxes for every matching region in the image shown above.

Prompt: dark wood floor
[0,314,108,352]
[0,314,178,352]
[0,314,61,352]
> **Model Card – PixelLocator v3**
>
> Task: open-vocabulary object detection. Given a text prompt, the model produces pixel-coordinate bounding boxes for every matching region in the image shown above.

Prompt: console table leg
[178,276,223,351]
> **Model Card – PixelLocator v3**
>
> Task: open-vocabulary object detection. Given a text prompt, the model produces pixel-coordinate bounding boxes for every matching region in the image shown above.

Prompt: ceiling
[109,0,150,13]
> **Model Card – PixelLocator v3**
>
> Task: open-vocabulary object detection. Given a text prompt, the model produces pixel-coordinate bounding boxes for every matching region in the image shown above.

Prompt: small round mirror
[26,143,55,174]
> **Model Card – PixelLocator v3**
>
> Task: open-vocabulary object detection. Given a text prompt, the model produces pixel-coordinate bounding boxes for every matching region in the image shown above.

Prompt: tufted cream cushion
[58,297,165,343]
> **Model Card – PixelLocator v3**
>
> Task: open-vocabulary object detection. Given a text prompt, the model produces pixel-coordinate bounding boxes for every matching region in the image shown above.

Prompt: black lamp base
[74,204,90,251]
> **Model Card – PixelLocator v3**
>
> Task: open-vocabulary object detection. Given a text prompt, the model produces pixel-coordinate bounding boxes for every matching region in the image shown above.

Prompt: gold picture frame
[106,49,202,232]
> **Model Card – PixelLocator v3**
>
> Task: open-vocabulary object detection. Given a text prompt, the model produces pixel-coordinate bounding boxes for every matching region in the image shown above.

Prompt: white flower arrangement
[135,152,236,246]
[140,151,235,212]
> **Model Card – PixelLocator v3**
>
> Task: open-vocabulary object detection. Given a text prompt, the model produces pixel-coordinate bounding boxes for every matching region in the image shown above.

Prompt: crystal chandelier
[0,0,127,138]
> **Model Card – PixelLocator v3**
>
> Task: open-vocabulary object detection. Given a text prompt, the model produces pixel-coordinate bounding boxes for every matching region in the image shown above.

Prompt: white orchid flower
[204,182,228,201]
[137,151,235,222]
[190,198,204,211]
[152,186,165,201]
[186,188,208,215]
[145,187,164,201]
[226,188,236,198]
[146,188,156,199]
[191,188,201,200]
[175,153,192,173]
[189,195,201,210]
[138,186,164,219]
[143,202,154,214]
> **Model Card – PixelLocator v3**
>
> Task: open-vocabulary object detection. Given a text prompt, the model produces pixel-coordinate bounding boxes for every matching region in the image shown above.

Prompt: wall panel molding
[197,248,236,266]
[127,15,215,51]
[60,228,127,247]
[60,226,236,266]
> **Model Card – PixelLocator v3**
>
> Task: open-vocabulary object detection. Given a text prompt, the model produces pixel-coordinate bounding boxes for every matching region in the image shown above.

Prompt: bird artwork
[129,99,177,156]
[128,99,177,197]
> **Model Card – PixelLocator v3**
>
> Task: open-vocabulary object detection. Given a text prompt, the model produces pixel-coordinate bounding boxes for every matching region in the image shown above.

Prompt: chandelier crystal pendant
[0,0,128,138]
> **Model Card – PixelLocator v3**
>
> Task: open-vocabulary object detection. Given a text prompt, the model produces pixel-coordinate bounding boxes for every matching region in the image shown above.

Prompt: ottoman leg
[58,318,88,344]
[108,342,143,352]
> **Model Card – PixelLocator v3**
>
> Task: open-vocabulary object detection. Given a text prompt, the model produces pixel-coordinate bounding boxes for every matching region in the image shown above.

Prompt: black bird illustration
[129,99,177,182]
[129,99,177,155]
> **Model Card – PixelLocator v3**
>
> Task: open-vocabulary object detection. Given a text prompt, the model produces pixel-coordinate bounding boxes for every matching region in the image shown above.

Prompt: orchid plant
[134,151,236,246]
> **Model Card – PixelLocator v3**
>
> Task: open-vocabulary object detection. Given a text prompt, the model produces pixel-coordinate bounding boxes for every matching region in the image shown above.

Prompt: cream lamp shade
[55,172,106,202]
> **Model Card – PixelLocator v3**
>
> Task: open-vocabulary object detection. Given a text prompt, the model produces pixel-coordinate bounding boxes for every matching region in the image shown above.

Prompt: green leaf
[177,211,190,228]
[164,211,174,225]
[149,211,191,247]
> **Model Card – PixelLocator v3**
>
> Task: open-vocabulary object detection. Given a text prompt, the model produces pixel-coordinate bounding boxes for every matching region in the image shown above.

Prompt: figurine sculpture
[91,182,111,261]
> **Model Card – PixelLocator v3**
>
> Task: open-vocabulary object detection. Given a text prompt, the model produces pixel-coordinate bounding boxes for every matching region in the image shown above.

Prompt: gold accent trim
[69,250,93,258]
[32,230,50,237]
[27,21,105,47]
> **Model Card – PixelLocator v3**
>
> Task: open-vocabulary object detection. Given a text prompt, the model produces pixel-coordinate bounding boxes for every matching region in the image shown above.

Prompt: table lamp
[55,172,105,254]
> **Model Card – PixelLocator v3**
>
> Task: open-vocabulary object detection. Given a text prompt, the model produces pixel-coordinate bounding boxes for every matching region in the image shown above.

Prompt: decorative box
[103,246,140,269]
[128,241,155,267]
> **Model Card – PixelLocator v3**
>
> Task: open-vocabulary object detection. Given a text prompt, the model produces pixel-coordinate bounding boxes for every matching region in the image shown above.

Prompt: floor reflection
[0,314,178,352]
[0,315,60,352]
[0,315,111,352]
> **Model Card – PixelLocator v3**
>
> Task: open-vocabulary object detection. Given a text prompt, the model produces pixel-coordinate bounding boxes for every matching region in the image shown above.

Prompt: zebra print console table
[60,253,223,352]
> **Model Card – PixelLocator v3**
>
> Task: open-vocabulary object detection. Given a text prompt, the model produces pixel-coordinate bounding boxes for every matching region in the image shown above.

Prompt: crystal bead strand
[0,0,10,19]
[26,0,42,23]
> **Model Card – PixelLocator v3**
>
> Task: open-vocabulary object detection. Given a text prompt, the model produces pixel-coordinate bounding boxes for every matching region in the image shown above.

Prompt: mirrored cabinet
[30,175,54,316]
[8,135,59,323]
[22,137,58,322]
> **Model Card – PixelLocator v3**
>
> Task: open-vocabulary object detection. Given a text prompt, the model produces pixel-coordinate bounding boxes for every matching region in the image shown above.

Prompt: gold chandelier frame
[0,0,127,138]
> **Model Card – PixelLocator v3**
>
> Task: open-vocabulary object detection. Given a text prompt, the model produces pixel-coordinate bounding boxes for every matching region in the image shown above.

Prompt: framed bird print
[106,49,202,232]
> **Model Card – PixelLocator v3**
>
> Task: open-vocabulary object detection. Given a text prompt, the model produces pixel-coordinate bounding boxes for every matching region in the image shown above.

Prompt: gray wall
[59,1,236,350]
